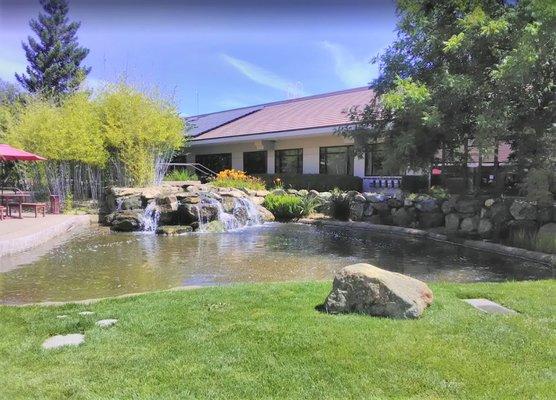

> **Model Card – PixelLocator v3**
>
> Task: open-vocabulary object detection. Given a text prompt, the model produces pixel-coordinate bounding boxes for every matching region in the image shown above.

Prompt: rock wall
[271,188,555,248]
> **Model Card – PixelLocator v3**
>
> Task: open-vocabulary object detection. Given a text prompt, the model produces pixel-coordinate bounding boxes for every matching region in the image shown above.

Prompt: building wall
[186,134,367,177]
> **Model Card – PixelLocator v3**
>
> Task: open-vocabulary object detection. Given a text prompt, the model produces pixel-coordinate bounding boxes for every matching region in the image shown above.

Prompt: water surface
[0,223,552,304]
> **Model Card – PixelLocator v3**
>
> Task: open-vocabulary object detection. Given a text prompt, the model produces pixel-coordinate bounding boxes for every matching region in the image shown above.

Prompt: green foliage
[210,170,265,190]
[329,189,351,221]
[428,186,450,201]
[263,194,307,221]
[16,0,90,99]
[63,192,74,213]
[163,169,198,181]
[299,195,322,216]
[5,83,185,188]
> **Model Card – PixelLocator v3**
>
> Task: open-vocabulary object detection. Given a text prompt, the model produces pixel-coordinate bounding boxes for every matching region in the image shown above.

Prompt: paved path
[0,214,91,257]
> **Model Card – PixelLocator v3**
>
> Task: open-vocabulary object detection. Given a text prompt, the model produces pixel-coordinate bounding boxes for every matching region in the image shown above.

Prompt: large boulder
[415,198,439,213]
[489,201,512,226]
[455,198,481,214]
[349,201,365,221]
[257,206,275,222]
[460,216,480,233]
[119,195,142,210]
[477,218,493,238]
[445,213,460,232]
[392,207,416,227]
[418,212,444,229]
[110,210,142,232]
[537,223,556,251]
[323,264,433,319]
[155,225,193,235]
[510,200,537,220]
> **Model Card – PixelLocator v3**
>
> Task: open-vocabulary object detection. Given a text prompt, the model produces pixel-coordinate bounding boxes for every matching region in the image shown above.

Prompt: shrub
[329,189,351,221]
[263,194,306,221]
[401,175,428,193]
[211,169,265,190]
[256,174,362,191]
[524,168,554,206]
[428,185,450,201]
[299,195,322,215]
[164,169,198,181]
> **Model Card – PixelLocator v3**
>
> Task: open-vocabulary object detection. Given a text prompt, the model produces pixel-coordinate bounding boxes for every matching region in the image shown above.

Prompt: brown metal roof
[190,87,374,141]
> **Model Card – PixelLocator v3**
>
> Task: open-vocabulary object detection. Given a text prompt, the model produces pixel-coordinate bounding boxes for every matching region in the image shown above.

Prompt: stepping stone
[463,299,517,315]
[96,319,118,328]
[42,334,85,349]
[56,315,68,319]
[78,311,94,316]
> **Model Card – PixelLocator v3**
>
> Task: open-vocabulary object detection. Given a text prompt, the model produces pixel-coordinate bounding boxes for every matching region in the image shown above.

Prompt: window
[243,151,267,174]
[364,144,386,176]
[195,153,232,173]
[275,149,303,174]
[319,146,353,175]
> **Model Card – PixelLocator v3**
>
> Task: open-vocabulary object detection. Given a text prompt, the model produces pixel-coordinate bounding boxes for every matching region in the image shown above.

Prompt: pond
[0,223,552,304]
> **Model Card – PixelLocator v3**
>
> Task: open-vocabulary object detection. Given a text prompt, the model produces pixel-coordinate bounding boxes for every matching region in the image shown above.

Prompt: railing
[160,163,217,178]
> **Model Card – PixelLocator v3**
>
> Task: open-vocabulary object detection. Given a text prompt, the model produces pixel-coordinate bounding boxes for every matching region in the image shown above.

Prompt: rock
[537,207,553,224]
[455,198,481,214]
[372,202,389,212]
[176,193,200,204]
[363,193,385,203]
[221,196,236,213]
[256,190,269,197]
[460,216,480,233]
[79,311,94,316]
[441,197,458,214]
[56,315,68,319]
[418,212,444,229]
[363,204,374,217]
[177,204,199,224]
[242,188,257,196]
[484,198,495,208]
[257,206,275,222]
[353,194,366,203]
[509,200,537,220]
[155,225,193,235]
[110,210,142,232]
[96,319,118,328]
[345,190,360,198]
[477,218,493,238]
[349,201,365,221]
[298,189,309,197]
[42,334,85,349]
[537,223,556,245]
[250,196,265,205]
[318,192,332,201]
[286,189,299,195]
[323,264,433,319]
[415,198,439,213]
[445,213,460,232]
[203,220,225,233]
[366,215,382,225]
[387,198,403,208]
[308,190,320,198]
[403,198,414,207]
[392,207,415,227]
[490,201,511,226]
[119,195,142,210]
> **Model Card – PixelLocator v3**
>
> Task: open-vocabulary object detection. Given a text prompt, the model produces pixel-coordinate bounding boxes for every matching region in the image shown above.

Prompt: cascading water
[139,202,161,232]
[196,193,263,232]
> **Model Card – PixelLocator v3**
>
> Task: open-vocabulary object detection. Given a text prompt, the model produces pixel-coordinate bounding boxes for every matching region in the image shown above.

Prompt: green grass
[163,169,199,181]
[0,280,554,399]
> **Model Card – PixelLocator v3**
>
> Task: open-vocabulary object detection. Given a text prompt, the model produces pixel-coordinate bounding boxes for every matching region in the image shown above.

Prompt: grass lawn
[0,280,554,399]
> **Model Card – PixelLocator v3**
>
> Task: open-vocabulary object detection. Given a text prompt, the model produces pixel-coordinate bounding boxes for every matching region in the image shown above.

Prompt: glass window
[319,146,353,175]
[364,144,386,176]
[195,153,232,173]
[243,151,267,174]
[275,149,303,174]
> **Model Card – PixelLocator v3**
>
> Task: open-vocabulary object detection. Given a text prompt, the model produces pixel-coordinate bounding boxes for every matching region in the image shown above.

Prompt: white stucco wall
[186,133,368,177]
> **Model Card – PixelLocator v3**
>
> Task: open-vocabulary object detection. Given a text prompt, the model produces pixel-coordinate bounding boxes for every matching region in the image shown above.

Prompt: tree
[15,0,90,99]
[341,0,554,192]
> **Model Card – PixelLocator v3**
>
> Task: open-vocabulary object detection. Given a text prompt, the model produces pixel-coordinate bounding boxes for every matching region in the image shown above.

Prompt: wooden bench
[7,202,47,218]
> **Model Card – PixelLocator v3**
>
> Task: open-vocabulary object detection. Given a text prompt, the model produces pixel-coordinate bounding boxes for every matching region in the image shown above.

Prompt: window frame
[194,153,232,173]
[243,150,267,174]
[319,145,354,175]
[275,148,303,174]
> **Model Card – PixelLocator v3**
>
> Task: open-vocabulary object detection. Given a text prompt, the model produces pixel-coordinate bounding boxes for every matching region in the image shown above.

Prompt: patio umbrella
[0,144,46,161]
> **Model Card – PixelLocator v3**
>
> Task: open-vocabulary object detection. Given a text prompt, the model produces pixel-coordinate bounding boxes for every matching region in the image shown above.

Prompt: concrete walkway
[0,214,91,257]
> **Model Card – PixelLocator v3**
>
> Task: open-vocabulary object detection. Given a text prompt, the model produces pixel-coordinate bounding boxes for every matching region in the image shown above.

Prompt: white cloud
[221,54,307,96]
[320,41,373,87]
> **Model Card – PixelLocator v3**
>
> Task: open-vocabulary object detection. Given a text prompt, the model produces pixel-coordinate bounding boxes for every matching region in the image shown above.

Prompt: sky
[0,0,398,116]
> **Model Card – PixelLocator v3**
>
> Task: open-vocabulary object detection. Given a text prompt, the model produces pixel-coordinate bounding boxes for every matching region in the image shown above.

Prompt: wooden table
[0,194,31,219]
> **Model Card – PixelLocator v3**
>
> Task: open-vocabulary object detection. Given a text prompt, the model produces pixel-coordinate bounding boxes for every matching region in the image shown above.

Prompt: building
[182,86,512,192]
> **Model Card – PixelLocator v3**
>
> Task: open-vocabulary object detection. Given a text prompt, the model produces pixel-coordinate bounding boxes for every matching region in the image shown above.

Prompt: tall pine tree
[16,0,90,98]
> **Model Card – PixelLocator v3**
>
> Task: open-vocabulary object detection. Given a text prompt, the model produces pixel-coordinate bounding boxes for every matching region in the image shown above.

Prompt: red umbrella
[0,144,46,161]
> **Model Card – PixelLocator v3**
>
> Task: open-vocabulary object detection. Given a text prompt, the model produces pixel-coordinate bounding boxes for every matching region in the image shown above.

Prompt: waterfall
[139,202,161,232]
[196,194,263,232]
[115,198,123,212]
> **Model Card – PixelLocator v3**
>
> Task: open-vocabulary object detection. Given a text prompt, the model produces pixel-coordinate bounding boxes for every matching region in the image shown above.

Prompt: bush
[164,169,198,181]
[256,174,362,192]
[524,168,554,206]
[428,185,450,201]
[401,175,428,193]
[263,194,307,221]
[211,169,265,190]
[329,189,351,221]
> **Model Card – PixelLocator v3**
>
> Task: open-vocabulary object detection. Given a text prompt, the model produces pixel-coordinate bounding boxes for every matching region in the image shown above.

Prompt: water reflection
[0,223,552,304]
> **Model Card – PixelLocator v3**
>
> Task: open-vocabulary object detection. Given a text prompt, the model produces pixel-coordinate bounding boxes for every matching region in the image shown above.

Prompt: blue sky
[0,0,397,115]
